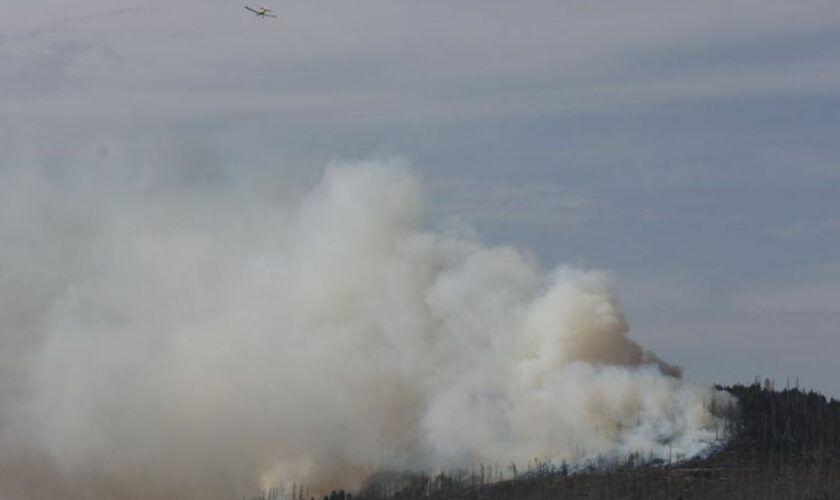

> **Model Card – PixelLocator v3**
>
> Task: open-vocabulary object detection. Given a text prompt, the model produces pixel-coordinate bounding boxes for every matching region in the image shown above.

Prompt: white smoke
[0,156,731,499]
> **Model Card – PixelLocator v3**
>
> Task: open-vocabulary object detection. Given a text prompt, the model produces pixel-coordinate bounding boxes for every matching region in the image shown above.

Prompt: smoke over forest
[0,157,731,499]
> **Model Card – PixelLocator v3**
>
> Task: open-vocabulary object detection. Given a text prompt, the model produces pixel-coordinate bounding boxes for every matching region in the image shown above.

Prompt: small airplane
[244,6,277,18]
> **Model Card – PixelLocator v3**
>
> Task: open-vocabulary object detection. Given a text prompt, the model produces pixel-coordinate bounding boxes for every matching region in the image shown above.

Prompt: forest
[286,382,840,500]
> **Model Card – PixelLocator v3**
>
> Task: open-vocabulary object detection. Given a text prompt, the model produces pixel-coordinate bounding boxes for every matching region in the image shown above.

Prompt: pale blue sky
[2,0,839,395]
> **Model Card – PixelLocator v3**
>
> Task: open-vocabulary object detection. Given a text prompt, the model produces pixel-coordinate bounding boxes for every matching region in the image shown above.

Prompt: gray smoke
[0,155,731,499]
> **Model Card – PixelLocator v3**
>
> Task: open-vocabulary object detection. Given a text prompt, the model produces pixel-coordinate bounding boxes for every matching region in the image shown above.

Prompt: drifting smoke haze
[0,154,731,500]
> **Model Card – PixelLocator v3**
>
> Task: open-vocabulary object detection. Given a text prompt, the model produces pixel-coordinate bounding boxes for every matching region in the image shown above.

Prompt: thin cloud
[3,0,840,125]
[431,177,600,230]
[733,281,840,314]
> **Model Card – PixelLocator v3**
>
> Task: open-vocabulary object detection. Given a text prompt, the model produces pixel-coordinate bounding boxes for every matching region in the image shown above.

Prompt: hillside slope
[344,383,840,500]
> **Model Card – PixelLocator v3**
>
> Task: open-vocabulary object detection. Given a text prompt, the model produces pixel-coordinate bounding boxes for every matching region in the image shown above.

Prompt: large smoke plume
[0,156,730,499]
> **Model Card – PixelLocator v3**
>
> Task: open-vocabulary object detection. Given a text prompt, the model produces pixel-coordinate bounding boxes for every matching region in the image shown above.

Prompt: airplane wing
[244,6,261,14]
[263,13,278,17]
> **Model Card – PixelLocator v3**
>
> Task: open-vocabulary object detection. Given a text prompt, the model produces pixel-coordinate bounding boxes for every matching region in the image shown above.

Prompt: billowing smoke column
[0,157,731,499]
